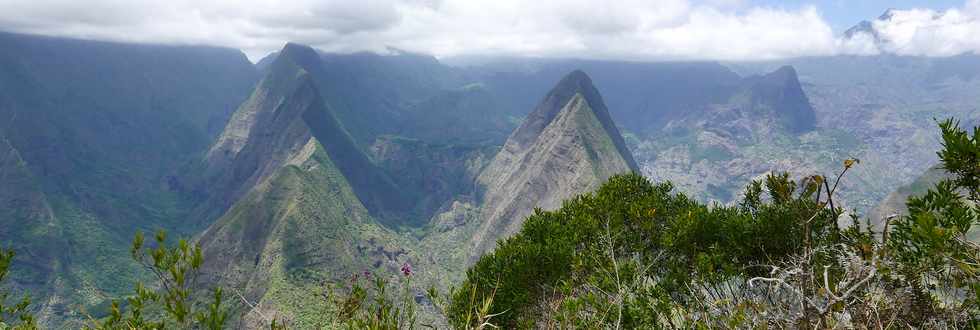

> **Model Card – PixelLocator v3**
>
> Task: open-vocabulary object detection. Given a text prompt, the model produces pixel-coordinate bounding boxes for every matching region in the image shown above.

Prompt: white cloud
[0,0,976,62]
[864,1,980,57]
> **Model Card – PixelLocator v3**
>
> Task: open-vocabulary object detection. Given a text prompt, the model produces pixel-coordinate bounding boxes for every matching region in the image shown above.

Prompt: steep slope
[738,66,816,133]
[197,46,424,327]
[201,43,409,226]
[0,136,62,301]
[470,70,639,258]
[276,45,463,146]
[0,32,258,326]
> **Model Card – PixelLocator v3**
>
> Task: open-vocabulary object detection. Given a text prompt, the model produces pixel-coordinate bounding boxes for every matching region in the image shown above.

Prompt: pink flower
[400,263,412,277]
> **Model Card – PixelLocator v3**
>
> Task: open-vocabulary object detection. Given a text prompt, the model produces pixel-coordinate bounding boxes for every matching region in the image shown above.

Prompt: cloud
[0,0,976,62]
[860,0,980,57]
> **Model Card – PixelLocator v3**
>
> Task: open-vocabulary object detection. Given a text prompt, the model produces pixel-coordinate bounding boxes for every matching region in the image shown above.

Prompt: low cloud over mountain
[843,2,980,57]
[2,0,977,61]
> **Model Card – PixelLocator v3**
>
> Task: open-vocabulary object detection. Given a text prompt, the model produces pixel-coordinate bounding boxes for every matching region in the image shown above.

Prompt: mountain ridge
[471,70,639,259]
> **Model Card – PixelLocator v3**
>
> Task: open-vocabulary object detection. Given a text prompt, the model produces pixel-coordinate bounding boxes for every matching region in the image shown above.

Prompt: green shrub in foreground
[451,119,979,329]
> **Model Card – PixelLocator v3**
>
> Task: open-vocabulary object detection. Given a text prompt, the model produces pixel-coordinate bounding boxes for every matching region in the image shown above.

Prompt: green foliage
[329,269,420,330]
[886,118,980,322]
[0,248,36,330]
[86,230,227,330]
[450,171,838,328]
[451,118,979,329]
[936,118,980,202]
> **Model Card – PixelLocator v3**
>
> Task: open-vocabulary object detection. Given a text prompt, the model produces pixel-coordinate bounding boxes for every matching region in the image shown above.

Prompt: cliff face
[470,71,638,259]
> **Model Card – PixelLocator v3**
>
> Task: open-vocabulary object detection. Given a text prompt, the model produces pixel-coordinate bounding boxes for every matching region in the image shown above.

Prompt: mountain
[196,44,437,327]
[725,54,980,212]
[201,43,411,227]
[10,31,977,327]
[470,70,639,258]
[840,10,903,49]
[0,136,62,314]
[738,66,816,133]
[463,59,744,135]
[194,58,644,326]
[629,65,818,203]
[254,51,279,73]
[0,32,259,326]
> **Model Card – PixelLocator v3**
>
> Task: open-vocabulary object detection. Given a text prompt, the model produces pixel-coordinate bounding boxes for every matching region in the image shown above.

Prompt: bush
[450,118,979,329]
[85,230,227,330]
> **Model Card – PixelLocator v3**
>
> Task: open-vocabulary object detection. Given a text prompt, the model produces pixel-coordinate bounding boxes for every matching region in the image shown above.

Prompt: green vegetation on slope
[0,32,258,327]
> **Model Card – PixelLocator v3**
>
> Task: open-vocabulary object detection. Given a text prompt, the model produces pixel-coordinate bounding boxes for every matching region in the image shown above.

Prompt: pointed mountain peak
[879,8,898,21]
[553,69,593,92]
[746,65,803,93]
[509,70,638,170]
[767,65,797,79]
[278,42,320,69]
[470,72,640,259]
[744,65,816,133]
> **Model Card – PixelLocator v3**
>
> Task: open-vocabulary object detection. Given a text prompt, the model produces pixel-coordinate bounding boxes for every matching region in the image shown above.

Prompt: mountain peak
[879,8,898,21]
[766,65,798,81]
[843,20,878,40]
[470,71,639,259]
[745,65,816,133]
[508,70,638,170]
[278,42,320,69]
[554,69,593,91]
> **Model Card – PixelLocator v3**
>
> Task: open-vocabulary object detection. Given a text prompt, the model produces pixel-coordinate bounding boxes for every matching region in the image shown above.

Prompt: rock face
[470,70,639,259]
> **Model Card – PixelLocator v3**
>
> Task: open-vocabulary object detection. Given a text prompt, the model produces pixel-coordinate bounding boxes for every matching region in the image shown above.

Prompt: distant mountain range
[1,30,978,327]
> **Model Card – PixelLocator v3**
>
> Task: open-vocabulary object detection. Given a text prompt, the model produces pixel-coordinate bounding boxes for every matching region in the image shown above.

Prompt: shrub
[450,118,979,329]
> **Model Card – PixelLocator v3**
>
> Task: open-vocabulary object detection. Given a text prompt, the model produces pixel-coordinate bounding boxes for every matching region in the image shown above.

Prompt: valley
[0,25,977,328]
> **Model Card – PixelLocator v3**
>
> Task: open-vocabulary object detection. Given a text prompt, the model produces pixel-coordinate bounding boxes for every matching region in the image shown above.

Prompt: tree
[86,230,227,330]
[0,248,36,330]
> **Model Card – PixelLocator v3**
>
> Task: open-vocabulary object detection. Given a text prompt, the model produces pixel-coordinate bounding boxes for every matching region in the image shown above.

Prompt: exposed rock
[470,70,638,260]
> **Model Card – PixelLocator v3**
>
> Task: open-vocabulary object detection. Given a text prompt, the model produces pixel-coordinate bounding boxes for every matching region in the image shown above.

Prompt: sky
[751,0,965,30]
[0,0,977,62]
